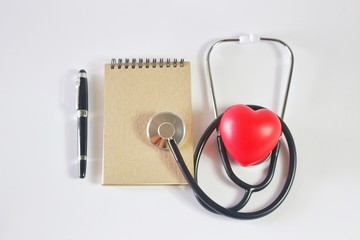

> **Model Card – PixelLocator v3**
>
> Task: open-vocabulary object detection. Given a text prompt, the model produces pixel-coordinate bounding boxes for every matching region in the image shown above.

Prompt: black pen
[76,69,88,178]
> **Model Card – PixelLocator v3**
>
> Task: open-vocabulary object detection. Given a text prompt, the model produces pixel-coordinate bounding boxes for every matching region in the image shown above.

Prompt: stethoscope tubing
[168,105,297,219]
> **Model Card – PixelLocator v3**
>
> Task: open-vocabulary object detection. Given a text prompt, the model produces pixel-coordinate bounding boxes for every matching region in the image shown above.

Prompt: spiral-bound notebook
[102,58,194,185]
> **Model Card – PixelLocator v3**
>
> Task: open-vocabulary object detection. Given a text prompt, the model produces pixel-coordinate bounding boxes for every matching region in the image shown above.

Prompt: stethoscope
[146,34,297,220]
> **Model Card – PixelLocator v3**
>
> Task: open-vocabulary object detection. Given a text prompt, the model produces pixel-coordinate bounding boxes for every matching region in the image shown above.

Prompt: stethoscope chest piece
[146,111,185,150]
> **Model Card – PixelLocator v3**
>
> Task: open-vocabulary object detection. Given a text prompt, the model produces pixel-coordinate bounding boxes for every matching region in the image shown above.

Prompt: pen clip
[76,75,81,110]
[76,76,81,88]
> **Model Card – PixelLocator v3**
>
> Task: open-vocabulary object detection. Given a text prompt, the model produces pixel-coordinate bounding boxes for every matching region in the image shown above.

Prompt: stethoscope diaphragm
[146,111,185,150]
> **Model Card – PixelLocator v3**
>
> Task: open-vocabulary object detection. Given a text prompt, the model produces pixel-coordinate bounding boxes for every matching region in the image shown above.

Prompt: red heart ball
[219,104,281,166]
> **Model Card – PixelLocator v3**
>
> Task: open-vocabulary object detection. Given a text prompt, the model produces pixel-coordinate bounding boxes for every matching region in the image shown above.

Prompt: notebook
[102,58,193,185]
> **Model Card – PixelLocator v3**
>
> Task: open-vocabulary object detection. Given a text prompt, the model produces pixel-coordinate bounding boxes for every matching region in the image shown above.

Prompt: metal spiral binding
[110,58,185,69]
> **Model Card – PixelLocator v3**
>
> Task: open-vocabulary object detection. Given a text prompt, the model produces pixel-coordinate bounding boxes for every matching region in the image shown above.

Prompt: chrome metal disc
[146,111,185,150]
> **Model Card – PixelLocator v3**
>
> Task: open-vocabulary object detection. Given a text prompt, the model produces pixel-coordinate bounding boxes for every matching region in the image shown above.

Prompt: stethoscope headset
[146,34,297,220]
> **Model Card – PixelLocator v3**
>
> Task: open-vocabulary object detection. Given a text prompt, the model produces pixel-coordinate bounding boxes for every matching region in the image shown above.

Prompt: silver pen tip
[79,69,87,78]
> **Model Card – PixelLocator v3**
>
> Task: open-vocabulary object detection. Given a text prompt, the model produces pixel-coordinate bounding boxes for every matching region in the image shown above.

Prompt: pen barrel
[77,116,88,157]
[77,77,88,110]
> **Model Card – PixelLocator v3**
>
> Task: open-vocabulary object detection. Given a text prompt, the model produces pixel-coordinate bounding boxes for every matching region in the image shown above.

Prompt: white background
[1,0,359,239]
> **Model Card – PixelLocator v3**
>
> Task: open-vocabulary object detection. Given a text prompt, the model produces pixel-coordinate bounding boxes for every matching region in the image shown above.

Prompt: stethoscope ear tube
[167,105,297,220]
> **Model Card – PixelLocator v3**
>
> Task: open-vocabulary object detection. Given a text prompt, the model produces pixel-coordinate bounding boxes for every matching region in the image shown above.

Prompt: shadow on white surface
[62,69,79,179]
[88,71,104,184]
